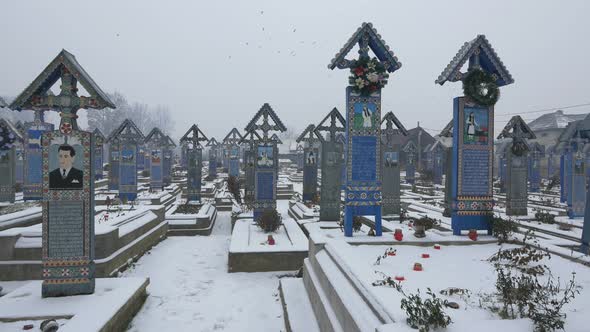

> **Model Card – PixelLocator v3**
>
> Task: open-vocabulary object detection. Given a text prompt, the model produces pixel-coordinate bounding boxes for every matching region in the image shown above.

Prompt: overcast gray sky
[1,0,589,140]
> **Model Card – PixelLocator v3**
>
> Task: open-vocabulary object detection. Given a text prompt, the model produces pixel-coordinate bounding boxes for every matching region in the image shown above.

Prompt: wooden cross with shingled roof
[107,119,145,144]
[497,115,536,154]
[244,103,286,143]
[223,128,243,148]
[10,50,115,134]
[381,111,408,146]
[314,108,346,143]
[328,22,401,72]
[180,124,208,149]
[296,124,320,147]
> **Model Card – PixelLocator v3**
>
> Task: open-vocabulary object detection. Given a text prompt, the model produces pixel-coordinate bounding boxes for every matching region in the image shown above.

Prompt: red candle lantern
[267,235,275,245]
[394,228,403,241]
[421,253,430,259]
[468,229,478,241]
[395,275,405,281]
[413,262,423,271]
[434,244,441,250]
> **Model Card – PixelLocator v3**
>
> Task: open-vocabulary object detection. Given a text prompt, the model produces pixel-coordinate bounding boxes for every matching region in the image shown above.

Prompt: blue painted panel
[461,149,490,195]
[351,136,376,182]
[451,97,492,235]
[256,172,274,201]
[229,159,240,177]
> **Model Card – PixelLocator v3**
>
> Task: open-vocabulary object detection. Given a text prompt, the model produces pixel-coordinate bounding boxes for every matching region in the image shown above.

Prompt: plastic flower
[367,72,380,83]
[353,66,365,76]
[355,78,366,88]
[367,61,376,70]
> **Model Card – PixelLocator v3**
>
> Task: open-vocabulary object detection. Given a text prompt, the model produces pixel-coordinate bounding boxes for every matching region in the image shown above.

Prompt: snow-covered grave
[0,278,149,332]
[166,202,218,236]
[228,218,308,273]
[281,237,590,332]
[0,205,167,280]
[0,204,41,232]
[288,200,319,221]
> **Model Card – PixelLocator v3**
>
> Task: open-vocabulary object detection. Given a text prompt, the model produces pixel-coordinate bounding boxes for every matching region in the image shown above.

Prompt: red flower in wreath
[353,66,365,76]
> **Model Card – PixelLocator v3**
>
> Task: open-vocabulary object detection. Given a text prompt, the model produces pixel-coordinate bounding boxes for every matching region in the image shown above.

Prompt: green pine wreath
[462,69,500,107]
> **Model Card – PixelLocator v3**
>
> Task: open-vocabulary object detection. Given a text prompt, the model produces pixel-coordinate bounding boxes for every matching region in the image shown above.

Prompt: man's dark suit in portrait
[49,144,83,189]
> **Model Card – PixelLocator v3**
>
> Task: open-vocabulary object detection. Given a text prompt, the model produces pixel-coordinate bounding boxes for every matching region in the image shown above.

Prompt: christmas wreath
[462,69,499,107]
[349,57,389,96]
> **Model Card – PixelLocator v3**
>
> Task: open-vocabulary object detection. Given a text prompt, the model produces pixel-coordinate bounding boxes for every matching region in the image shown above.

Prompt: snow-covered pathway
[124,210,287,332]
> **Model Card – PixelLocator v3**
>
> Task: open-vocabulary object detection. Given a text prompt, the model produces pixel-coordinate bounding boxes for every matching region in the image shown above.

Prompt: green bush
[401,288,452,332]
[256,209,282,233]
[489,215,518,244]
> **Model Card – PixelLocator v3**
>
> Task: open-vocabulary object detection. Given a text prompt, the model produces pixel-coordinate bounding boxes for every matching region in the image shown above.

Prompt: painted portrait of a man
[49,144,83,189]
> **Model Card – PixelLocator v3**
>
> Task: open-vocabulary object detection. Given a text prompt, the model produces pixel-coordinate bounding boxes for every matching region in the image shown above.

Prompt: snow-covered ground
[123,210,288,332]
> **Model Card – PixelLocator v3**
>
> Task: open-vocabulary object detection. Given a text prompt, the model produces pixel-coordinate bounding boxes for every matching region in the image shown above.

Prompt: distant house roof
[400,126,435,151]
[527,110,588,131]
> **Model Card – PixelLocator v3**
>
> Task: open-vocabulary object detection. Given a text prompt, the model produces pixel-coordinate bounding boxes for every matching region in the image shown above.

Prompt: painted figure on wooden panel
[306,151,316,165]
[463,107,488,145]
[384,151,398,168]
[49,144,83,189]
[353,102,377,130]
[257,145,274,168]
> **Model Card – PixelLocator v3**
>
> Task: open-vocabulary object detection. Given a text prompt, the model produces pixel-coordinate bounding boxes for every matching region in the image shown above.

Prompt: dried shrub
[534,210,555,225]
[141,169,150,177]
[256,209,282,233]
[226,175,241,203]
[489,215,518,244]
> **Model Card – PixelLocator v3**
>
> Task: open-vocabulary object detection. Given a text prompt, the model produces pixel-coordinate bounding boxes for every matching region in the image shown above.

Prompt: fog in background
[1,0,588,141]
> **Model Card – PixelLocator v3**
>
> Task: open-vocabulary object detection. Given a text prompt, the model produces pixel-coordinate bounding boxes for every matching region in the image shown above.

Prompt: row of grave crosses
[3,23,590,302]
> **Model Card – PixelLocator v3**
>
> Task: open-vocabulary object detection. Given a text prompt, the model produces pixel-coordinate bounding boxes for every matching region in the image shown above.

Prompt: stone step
[279,277,320,332]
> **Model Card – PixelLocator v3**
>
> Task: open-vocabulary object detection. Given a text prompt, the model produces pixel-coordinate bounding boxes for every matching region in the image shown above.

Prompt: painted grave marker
[329,23,402,236]
[296,124,320,203]
[435,35,514,235]
[23,111,55,200]
[223,128,243,179]
[244,103,286,220]
[0,119,23,202]
[93,128,105,180]
[498,116,535,216]
[528,142,544,193]
[314,107,346,221]
[107,119,144,201]
[145,128,168,191]
[180,124,208,202]
[206,137,219,179]
[403,140,417,184]
[10,49,115,296]
[380,111,408,215]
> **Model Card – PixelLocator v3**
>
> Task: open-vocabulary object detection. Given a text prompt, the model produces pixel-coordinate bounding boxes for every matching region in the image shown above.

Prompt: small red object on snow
[413,262,423,271]
[23,325,34,330]
[387,250,396,256]
[421,253,430,258]
[434,244,441,250]
[395,275,405,281]
[394,228,403,241]
[468,229,478,241]
[267,235,275,245]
